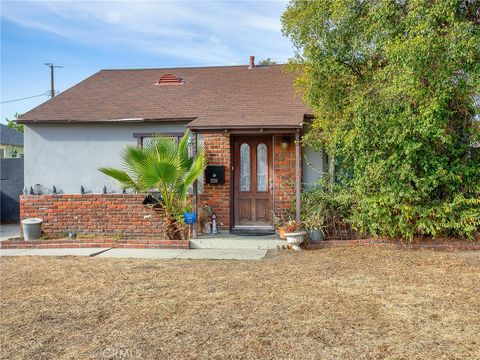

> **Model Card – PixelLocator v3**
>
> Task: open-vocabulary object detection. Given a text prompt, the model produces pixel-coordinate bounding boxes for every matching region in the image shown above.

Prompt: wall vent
[155,74,184,86]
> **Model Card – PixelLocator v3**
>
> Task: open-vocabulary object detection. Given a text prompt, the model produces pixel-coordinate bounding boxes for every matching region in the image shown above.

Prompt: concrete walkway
[0,247,268,260]
[0,224,20,241]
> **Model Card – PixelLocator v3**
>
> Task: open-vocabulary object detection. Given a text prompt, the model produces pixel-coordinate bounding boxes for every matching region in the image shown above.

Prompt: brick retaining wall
[20,194,168,240]
[306,238,480,251]
[0,237,189,249]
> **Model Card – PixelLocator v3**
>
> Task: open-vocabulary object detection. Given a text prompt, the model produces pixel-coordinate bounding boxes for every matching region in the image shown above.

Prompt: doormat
[230,229,275,236]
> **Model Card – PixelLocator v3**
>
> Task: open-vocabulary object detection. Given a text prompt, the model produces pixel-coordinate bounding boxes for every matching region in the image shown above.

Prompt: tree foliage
[6,113,24,133]
[258,58,277,66]
[282,0,480,239]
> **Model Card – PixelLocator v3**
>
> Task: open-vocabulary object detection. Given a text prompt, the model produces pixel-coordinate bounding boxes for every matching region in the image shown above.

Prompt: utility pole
[44,63,63,98]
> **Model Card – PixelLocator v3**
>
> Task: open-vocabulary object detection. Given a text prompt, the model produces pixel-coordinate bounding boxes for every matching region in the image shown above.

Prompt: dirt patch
[1,247,479,359]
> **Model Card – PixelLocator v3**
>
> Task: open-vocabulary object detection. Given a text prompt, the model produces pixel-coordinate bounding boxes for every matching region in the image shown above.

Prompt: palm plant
[99,130,205,239]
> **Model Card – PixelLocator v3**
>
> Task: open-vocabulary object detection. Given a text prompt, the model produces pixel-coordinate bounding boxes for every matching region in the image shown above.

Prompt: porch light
[280,136,291,150]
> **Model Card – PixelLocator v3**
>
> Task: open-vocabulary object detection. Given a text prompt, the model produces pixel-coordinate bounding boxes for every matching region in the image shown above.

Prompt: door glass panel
[240,143,250,192]
[257,143,268,192]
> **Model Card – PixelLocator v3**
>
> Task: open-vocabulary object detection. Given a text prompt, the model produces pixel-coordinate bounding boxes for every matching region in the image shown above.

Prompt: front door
[233,136,273,228]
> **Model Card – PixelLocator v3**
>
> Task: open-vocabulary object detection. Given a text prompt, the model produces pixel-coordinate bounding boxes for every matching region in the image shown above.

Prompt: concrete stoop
[190,233,286,250]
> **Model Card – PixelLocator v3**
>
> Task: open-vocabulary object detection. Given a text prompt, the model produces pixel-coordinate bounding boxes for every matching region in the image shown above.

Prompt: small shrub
[300,182,355,234]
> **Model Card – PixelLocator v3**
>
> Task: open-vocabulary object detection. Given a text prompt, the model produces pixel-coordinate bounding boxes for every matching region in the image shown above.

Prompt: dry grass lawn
[1,247,479,359]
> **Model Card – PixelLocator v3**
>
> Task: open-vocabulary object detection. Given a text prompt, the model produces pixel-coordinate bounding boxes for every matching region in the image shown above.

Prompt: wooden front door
[233,136,273,227]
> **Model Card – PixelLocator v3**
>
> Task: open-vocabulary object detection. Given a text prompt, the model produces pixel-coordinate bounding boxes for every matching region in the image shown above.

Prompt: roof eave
[186,113,313,131]
[17,117,197,125]
[186,124,303,130]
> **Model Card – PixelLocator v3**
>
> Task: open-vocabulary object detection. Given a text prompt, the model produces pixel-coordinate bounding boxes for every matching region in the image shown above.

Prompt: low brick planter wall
[20,194,170,241]
[0,237,189,250]
[307,238,480,251]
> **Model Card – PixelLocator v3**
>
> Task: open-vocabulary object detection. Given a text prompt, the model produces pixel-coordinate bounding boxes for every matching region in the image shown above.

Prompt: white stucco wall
[24,122,194,194]
[24,121,319,194]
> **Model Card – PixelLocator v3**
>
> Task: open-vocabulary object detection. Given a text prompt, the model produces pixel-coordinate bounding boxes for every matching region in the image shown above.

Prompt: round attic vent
[156,74,183,85]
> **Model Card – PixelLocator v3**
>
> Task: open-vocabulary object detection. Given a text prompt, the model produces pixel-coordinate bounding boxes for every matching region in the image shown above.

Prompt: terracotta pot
[278,227,287,240]
[203,222,212,234]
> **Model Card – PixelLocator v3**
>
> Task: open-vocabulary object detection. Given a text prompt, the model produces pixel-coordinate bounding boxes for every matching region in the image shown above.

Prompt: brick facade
[273,135,298,218]
[20,194,168,240]
[19,132,299,242]
[199,133,231,230]
[199,133,298,230]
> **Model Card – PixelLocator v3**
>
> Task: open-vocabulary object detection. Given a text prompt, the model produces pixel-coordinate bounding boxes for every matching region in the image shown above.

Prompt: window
[257,143,268,191]
[133,133,184,147]
[240,143,250,191]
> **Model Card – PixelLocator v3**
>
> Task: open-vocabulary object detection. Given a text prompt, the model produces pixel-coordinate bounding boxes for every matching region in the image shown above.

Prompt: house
[0,124,24,158]
[0,124,24,222]
[17,57,325,241]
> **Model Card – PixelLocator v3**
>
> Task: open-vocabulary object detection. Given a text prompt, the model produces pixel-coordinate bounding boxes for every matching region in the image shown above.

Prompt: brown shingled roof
[18,65,310,129]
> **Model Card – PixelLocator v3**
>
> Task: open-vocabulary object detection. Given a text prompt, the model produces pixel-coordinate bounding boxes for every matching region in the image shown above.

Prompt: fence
[0,158,24,222]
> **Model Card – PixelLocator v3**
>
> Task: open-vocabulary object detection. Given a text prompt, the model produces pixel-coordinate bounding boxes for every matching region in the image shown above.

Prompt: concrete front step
[190,234,287,250]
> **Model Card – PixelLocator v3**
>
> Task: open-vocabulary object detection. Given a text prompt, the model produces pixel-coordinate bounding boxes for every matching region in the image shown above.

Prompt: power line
[45,63,63,98]
[54,57,289,70]
[0,92,50,104]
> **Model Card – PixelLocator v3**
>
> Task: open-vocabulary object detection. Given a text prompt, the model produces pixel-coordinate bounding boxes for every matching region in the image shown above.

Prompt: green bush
[300,182,355,231]
[283,0,480,239]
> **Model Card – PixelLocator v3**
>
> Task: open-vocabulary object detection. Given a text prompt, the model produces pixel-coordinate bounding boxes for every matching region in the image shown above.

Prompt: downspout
[272,135,275,226]
[192,131,198,239]
[295,131,301,224]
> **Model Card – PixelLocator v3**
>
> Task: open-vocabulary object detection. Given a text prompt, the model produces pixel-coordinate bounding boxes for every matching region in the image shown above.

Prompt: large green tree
[282,0,480,239]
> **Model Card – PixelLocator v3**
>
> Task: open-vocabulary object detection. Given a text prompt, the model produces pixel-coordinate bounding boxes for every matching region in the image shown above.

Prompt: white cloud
[1,0,293,65]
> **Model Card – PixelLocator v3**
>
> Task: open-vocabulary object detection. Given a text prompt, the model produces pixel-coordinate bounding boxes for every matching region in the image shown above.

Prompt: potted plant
[200,205,213,234]
[197,206,206,234]
[302,212,325,242]
[274,213,295,240]
[284,222,306,251]
[274,213,285,239]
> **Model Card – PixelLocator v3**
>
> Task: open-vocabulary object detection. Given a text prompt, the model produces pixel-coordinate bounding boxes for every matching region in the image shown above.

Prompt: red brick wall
[273,135,298,218]
[199,133,231,229]
[20,194,167,239]
[198,133,298,231]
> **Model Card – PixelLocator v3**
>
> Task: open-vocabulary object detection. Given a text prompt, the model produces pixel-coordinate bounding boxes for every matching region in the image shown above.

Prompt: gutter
[17,117,197,125]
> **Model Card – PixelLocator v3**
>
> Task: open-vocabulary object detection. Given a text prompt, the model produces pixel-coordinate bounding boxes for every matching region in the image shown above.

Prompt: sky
[0,0,293,123]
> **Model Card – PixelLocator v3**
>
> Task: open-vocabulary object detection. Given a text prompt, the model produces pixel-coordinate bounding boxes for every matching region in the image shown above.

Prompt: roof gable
[18,65,310,129]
